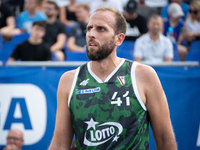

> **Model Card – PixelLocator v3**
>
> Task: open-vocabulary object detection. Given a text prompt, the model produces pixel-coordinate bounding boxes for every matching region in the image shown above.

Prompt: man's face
[7,130,23,150]
[31,25,45,39]
[25,0,37,11]
[75,7,88,23]
[148,17,163,35]
[86,11,117,61]
[44,4,57,18]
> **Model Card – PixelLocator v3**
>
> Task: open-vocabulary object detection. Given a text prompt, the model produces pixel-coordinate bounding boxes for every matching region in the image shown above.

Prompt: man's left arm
[136,64,177,150]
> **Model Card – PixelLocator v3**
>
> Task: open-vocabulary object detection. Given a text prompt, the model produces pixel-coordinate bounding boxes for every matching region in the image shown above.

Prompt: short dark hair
[32,21,46,28]
[147,14,162,23]
[95,7,127,35]
[46,1,59,10]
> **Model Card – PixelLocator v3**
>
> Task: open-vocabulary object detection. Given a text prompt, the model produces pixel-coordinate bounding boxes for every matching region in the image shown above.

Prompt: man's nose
[87,29,96,39]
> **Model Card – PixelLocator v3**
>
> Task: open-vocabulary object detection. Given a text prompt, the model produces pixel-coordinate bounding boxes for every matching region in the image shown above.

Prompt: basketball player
[48,7,177,150]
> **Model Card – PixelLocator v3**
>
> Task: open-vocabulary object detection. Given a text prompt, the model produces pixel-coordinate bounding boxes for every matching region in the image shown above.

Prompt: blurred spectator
[67,3,90,52]
[90,0,124,14]
[7,21,52,62]
[43,1,66,61]
[37,0,48,12]
[140,0,168,14]
[0,0,21,40]
[123,0,147,41]
[2,129,24,150]
[134,14,173,62]
[2,0,24,16]
[183,0,200,44]
[59,0,77,27]
[136,0,157,21]
[163,3,188,61]
[18,0,46,33]
[161,0,189,22]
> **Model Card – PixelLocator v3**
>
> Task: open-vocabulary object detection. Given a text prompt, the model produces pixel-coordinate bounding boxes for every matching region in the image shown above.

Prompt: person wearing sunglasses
[183,0,200,44]
[161,0,189,22]
[2,129,24,150]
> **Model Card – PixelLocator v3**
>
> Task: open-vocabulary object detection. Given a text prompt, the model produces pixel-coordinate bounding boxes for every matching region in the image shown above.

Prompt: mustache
[87,39,98,44]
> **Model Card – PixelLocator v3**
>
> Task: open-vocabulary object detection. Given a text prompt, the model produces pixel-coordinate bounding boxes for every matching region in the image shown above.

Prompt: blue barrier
[0,65,200,150]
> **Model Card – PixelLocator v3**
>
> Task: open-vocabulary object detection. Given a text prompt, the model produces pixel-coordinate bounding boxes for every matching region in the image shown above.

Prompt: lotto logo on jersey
[83,118,123,146]
[0,84,47,145]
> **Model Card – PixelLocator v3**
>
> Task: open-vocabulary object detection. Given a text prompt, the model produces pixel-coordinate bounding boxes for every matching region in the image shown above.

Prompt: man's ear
[115,33,125,47]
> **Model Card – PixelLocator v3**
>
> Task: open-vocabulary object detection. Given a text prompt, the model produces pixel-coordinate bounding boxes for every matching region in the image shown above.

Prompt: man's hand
[4,144,18,150]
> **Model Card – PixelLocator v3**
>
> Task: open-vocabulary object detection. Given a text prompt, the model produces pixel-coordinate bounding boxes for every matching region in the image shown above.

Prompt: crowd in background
[0,0,200,63]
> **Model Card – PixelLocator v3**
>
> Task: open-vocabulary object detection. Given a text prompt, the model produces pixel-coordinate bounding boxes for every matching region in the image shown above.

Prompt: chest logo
[83,118,123,146]
[80,79,89,86]
[75,87,100,94]
[116,76,126,87]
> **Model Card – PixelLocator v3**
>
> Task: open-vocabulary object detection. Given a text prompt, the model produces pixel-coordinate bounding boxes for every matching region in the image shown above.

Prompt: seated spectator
[18,0,46,33]
[161,0,189,22]
[164,3,188,61]
[0,0,21,40]
[2,129,24,150]
[90,0,124,14]
[123,0,148,41]
[136,0,157,21]
[183,0,200,44]
[141,0,168,14]
[134,14,173,62]
[59,0,77,27]
[67,3,90,52]
[7,21,52,62]
[43,1,67,61]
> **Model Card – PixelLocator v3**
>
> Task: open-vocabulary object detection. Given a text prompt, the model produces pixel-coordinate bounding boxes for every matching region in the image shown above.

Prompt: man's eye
[99,27,105,31]
[87,27,92,31]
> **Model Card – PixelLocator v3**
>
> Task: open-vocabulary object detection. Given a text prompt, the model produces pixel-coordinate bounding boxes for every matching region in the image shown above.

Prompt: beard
[86,37,115,61]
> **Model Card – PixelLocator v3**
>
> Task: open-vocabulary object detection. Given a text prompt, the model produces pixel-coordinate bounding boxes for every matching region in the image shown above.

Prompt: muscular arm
[136,64,177,150]
[48,70,77,150]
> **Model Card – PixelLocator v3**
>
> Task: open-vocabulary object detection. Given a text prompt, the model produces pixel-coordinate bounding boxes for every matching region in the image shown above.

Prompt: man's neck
[150,33,160,42]
[46,16,57,24]
[90,53,123,82]
[28,37,43,45]
[29,10,36,17]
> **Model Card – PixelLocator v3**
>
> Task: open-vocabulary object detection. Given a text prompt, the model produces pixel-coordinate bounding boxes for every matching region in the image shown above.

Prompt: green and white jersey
[68,59,149,150]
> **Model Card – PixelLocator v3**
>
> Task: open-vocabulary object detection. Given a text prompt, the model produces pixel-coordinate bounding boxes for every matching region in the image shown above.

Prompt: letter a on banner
[4,98,32,130]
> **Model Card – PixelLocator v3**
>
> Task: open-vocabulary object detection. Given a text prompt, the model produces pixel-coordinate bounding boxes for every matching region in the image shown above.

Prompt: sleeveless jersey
[68,59,149,150]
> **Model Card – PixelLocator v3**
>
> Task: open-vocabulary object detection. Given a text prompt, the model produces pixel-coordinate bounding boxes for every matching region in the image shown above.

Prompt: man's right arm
[48,70,77,150]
